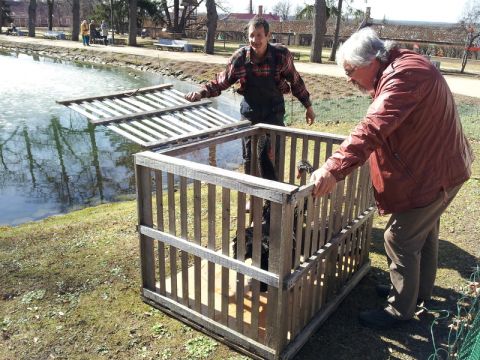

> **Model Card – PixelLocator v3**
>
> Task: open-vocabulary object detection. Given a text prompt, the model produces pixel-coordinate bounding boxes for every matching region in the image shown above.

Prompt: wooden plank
[155,170,166,296]
[312,139,321,170]
[91,100,123,117]
[143,92,175,107]
[221,187,230,325]
[193,180,202,313]
[235,192,246,333]
[142,289,276,360]
[256,123,346,144]
[57,83,173,105]
[89,99,212,125]
[135,164,155,290]
[180,176,189,306]
[289,136,297,184]
[250,196,263,341]
[105,124,147,146]
[158,123,254,157]
[134,152,298,204]
[117,122,157,142]
[277,133,286,182]
[167,172,178,302]
[325,139,333,160]
[310,196,321,254]
[208,183,216,319]
[279,262,371,360]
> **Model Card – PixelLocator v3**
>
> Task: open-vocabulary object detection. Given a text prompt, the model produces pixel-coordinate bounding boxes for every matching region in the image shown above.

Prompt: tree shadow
[294,226,477,360]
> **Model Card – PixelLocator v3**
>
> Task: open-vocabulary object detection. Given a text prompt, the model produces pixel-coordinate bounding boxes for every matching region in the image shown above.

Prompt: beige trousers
[383,184,463,320]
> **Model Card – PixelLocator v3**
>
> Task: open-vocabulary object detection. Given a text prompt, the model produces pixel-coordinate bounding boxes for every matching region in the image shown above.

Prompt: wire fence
[284,95,480,141]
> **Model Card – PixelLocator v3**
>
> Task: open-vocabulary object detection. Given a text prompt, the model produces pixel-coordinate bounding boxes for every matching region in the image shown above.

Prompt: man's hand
[185,91,202,102]
[305,106,315,126]
[310,167,337,197]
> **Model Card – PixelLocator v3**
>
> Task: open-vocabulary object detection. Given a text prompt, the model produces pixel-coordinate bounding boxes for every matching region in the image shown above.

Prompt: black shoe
[376,284,391,298]
[358,308,407,330]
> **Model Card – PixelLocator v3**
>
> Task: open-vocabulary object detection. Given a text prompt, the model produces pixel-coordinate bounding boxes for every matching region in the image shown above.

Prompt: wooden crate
[135,124,375,360]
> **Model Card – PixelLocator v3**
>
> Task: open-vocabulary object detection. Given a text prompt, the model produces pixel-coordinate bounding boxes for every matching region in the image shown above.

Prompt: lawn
[0,44,478,359]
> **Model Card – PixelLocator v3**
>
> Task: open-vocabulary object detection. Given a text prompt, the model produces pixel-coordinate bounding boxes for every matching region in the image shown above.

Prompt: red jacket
[324,48,474,214]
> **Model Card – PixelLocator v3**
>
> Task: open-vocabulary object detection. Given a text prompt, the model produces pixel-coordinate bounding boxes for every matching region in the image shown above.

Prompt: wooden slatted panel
[59,85,245,149]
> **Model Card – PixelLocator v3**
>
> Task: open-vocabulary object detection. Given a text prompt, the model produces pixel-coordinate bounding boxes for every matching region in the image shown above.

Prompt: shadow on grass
[294,227,477,360]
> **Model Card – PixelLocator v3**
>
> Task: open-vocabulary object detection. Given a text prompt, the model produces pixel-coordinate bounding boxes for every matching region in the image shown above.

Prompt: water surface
[0,50,242,225]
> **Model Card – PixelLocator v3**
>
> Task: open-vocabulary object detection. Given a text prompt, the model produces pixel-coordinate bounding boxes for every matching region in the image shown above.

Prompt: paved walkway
[2,35,479,98]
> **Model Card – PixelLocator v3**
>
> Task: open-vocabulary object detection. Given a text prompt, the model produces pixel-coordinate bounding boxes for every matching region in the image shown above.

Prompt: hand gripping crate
[58,84,375,360]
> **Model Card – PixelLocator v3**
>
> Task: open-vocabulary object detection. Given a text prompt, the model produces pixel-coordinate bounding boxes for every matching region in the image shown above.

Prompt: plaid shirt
[200,44,312,108]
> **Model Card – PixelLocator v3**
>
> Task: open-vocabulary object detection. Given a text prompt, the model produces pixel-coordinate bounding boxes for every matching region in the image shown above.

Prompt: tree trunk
[310,0,327,63]
[173,0,179,35]
[47,0,54,30]
[128,0,137,46]
[28,0,36,37]
[204,0,217,54]
[329,0,343,62]
[71,0,79,41]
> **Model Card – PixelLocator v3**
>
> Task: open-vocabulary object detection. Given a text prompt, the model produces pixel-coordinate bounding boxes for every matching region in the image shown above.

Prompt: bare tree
[47,0,54,30]
[71,0,79,41]
[28,0,36,37]
[329,0,343,62]
[460,0,480,73]
[310,0,327,63]
[272,0,291,21]
[204,0,217,54]
[128,0,137,46]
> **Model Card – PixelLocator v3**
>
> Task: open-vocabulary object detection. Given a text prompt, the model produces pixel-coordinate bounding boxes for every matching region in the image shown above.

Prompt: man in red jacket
[311,27,474,329]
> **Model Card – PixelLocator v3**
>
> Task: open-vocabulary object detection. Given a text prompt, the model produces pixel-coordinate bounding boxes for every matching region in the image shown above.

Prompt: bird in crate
[232,160,314,292]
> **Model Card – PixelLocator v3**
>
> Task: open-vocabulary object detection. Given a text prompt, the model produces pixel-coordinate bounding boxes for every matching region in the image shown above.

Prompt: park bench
[154,38,189,51]
[43,31,66,40]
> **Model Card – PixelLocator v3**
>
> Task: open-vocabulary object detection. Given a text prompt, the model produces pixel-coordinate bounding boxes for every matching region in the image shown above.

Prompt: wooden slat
[168,172,178,301]
[221,187,230,325]
[180,176,189,306]
[250,196,263,340]
[155,170,166,296]
[104,124,148,146]
[193,180,202,313]
[90,99,212,125]
[300,136,309,185]
[289,136,297,184]
[208,183,216,319]
[277,133,286,182]
[235,192,246,333]
[57,83,173,105]
[136,165,155,290]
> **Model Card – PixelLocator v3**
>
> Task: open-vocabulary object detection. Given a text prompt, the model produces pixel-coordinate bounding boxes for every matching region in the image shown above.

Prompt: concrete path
[2,35,479,98]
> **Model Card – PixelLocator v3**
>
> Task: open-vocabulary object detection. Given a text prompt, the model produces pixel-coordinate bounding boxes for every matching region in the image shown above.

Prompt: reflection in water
[0,50,243,226]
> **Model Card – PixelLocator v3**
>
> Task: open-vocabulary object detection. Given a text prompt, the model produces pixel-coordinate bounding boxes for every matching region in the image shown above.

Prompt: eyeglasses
[344,66,358,77]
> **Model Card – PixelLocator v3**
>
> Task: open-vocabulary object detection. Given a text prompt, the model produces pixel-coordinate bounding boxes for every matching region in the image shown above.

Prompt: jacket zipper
[393,152,419,184]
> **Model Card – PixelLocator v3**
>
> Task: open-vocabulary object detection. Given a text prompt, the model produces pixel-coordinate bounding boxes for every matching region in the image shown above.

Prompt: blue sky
[212,0,468,23]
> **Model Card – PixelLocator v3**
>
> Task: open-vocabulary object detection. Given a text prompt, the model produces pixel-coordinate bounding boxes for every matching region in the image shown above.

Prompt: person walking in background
[89,20,96,44]
[100,20,108,46]
[310,27,474,330]
[80,20,89,46]
[185,16,315,189]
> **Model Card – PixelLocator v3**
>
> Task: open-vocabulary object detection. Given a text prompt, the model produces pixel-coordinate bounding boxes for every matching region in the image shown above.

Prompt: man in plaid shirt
[186,16,315,183]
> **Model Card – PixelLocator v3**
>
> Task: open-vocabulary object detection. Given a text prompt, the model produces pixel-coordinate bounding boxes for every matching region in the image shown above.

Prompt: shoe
[359,308,407,330]
[376,284,426,306]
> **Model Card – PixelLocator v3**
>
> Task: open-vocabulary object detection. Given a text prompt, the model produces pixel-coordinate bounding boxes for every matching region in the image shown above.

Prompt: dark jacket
[324,48,474,214]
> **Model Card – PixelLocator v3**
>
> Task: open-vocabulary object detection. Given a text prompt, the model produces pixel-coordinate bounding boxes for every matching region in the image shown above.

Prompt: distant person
[80,20,90,46]
[89,20,96,44]
[184,16,315,187]
[6,22,16,35]
[310,27,474,329]
[100,20,108,45]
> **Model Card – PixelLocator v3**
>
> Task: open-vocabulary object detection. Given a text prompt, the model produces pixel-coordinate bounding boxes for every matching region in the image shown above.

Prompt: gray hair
[336,27,398,67]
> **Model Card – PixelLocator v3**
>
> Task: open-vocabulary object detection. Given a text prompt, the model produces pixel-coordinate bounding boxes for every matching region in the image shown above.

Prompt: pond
[0,50,243,226]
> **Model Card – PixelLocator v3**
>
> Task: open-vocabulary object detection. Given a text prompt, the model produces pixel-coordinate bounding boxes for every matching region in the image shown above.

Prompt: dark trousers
[241,112,284,180]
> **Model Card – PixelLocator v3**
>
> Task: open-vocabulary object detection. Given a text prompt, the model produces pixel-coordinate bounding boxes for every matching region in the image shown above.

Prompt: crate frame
[135,124,375,360]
